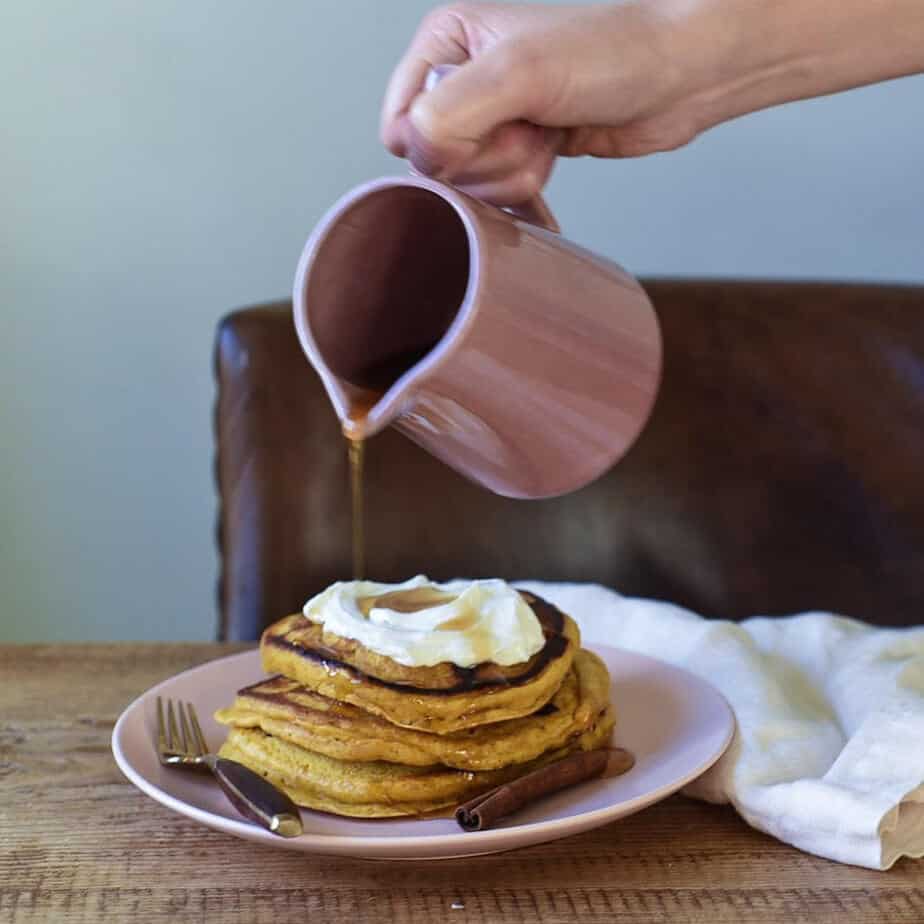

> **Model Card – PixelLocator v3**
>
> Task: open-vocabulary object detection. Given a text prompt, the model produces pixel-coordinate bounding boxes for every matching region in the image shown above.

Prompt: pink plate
[112,645,733,859]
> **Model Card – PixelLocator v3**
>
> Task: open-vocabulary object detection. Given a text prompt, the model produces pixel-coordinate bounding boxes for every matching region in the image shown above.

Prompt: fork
[156,697,303,837]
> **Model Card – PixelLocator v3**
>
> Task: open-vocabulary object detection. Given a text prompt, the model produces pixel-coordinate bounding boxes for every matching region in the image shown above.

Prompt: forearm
[658,0,924,131]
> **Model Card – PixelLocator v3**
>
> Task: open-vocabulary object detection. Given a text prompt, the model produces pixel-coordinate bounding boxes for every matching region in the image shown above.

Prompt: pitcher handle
[417,65,561,235]
[504,195,560,234]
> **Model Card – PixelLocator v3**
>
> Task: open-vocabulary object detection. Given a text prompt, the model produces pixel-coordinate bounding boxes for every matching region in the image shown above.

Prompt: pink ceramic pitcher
[292,173,661,499]
[293,64,661,498]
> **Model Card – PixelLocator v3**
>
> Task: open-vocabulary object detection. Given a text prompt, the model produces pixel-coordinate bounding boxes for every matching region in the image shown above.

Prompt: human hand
[381,2,693,204]
[382,0,924,205]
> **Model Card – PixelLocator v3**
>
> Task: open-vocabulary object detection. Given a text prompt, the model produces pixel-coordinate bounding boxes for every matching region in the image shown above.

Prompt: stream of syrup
[347,436,365,581]
[341,343,439,582]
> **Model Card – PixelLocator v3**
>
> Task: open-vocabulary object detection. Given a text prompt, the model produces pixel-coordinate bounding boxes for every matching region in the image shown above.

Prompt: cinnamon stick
[454,747,635,832]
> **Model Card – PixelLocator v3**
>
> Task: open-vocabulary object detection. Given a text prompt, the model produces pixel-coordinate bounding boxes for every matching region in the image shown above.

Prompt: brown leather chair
[214,280,924,641]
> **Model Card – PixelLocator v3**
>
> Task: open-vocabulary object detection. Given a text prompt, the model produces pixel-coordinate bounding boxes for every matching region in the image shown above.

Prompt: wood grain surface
[2,643,922,924]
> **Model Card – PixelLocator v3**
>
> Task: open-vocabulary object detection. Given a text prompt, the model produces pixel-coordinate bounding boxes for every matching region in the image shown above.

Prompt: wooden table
[2,644,923,923]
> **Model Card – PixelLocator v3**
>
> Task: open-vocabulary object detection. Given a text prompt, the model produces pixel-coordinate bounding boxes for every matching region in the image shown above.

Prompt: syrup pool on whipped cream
[303,576,544,668]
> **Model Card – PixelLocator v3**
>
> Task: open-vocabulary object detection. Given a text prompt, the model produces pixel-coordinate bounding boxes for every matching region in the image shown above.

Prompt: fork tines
[156,697,209,758]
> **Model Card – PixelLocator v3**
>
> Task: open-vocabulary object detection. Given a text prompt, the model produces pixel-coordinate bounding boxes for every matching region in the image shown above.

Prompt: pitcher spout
[293,176,475,443]
[337,384,406,441]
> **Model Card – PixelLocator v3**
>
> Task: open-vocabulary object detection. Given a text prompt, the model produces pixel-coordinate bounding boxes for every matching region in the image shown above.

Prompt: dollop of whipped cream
[302,575,544,668]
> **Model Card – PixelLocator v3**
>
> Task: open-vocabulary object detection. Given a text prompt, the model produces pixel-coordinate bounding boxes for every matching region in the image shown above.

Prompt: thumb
[405,45,536,177]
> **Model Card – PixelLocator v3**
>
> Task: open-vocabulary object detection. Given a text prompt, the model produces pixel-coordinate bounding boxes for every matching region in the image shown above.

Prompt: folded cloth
[520,582,924,870]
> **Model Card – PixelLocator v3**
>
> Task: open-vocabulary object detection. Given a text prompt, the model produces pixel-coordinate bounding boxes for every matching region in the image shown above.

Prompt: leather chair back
[214,280,924,640]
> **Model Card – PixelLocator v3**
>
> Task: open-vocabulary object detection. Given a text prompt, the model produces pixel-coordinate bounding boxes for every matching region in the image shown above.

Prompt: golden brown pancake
[259,591,579,734]
[215,649,612,770]
[217,705,615,818]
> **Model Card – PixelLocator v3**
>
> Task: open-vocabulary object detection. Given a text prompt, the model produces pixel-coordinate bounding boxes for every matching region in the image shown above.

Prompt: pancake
[260,591,579,734]
[215,649,612,770]
[217,705,615,818]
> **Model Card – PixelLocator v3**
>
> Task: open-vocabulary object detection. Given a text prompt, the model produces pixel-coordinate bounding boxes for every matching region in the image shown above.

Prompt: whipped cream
[302,575,544,668]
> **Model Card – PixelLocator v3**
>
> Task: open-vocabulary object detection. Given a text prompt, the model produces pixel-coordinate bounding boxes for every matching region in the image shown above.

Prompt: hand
[381,2,688,204]
[381,0,924,205]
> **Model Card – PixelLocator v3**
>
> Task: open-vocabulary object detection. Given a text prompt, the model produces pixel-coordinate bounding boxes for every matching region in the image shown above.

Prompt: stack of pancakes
[214,590,614,817]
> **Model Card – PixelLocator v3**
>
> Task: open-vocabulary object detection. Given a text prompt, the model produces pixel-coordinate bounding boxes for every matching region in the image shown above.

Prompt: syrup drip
[347,436,365,580]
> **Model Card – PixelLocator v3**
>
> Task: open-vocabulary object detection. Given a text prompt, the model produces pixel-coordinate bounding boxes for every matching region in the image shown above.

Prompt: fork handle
[209,756,303,837]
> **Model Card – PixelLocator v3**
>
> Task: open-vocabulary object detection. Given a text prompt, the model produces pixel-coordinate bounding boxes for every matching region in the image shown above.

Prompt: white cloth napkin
[520,581,924,870]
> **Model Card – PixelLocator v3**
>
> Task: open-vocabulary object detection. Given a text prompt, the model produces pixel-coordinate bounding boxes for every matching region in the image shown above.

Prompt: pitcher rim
[292,175,484,436]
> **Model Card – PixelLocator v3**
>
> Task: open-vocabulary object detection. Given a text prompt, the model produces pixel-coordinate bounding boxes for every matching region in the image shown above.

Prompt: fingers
[448,123,559,205]
[404,44,539,177]
[446,121,543,184]
[381,59,434,156]
[380,7,558,202]
[452,143,557,206]
[380,9,471,157]
[399,116,558,205]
